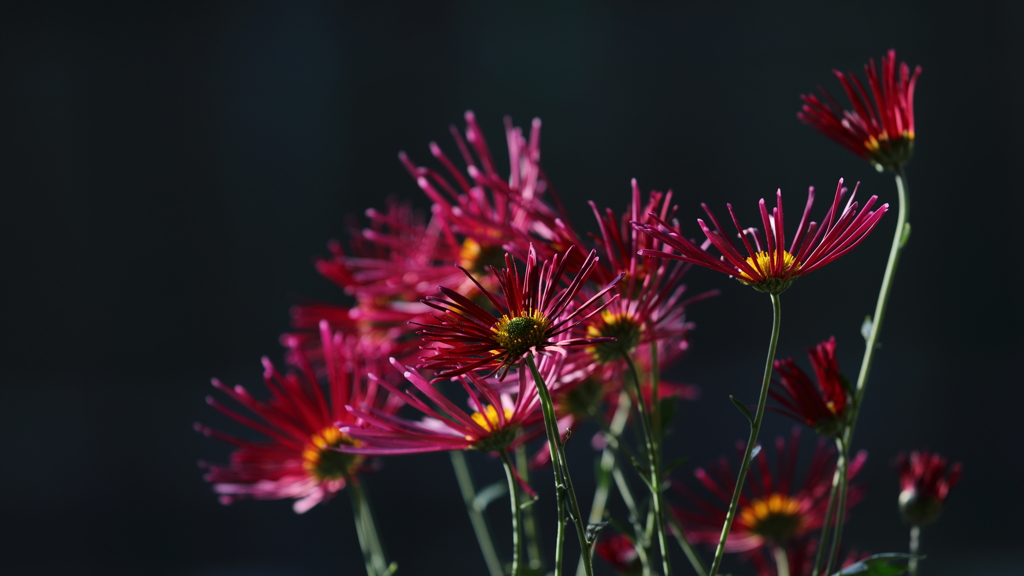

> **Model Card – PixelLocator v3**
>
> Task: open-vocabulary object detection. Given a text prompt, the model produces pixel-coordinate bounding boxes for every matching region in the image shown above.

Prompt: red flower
[595,533,642,576]
[799,50,921,172]
[636,180,887,294]
[674,428,866,553]
[896,450,962,526]
[416,245,622,378]
[196,322,401,513]
[771,337,849,436]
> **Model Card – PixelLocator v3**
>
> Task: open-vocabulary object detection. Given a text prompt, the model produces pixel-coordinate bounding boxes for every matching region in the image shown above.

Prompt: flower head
[416,245,622,378]
[771,337,849,436]
[896,450,962,526]
[799,50,921,172]
[196,322,401,513]
[635,180,887,294]
[595,533,643,576]
[674,428,866,552]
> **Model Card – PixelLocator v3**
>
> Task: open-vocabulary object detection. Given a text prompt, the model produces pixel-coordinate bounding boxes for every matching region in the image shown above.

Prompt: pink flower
[635,180,887,294]
[771,337,849,436]
[196,322,401,513]
[799,50,921,171]
[896,450,962,526]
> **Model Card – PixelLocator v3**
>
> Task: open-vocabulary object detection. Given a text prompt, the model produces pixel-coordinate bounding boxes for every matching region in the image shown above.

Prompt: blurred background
[2,1,1022,574]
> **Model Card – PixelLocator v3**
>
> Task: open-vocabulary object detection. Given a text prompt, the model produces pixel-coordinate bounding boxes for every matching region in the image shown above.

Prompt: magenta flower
[896,450,962,526]
[771,337,849,436]
[635,179,887,294]
[340,356,566,455]
[799,50,921,172]
[594,533,642,576]
[196,322,401,513]
[416,245,622,378]
[674,429,866,553]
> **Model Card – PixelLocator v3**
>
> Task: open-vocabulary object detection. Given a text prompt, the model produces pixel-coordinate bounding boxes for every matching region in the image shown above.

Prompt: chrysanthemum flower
[196,321,401,513]
[416,245,622,378]
[586,180,718,364]
[340,356,561,456]
[674,429,866,553]
[799,50,921,172]
[771,337,849,437]
[896,450,962,526]
[594,533,642,576]
[635,180,888,294]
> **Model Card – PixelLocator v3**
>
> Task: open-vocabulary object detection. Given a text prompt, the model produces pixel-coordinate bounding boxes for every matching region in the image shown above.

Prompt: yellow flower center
[466,404,520,452]
[864,129,915,152]
[302,426,362,482]
[491,310,551,361]
[459,238,508,274]
[586,310,645,363]
[737,250,801,281]
[739,493,805,544]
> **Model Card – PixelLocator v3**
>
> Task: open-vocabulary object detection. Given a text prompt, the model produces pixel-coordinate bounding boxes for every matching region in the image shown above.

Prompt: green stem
[774,546,791,576]
[577,389,633,576]
[668,513,709,576]
[708,293,783,576]
[908,525,921,576]
[501,450,523,576]
[810,465,840,576]
[450,451,505,576]
[624,356,671,576]
[526,353,595,576]
[348,478,391,576]
[516,444,544,571]
[824,438,849,576]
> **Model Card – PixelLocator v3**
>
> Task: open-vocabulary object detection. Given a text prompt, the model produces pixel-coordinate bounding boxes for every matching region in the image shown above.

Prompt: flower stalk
[708,293,782,576]
[348,479,393,576]
[450,451,504,576]
[501,450,524,576]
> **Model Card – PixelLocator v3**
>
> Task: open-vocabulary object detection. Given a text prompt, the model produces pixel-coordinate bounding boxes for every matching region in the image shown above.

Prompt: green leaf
[900,222,911,247]
[585,521,609,544]
[662,457,688,478]
[835,553,919,575]
[861,316,873,341]
[471,481,507,512]
[730,395,754,425]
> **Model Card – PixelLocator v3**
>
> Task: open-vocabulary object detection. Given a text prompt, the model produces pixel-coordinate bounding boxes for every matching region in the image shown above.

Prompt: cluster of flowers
[197,51,961,576]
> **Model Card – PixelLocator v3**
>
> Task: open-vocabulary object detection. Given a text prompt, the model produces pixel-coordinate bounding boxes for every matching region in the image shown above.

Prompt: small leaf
[519,493,539,510]
[730,395,754,425]
[900,222,911,247]
[662,457,688,478]
[861,316,873,341]
[835,552,919,576]
[472,481,507,512]
[750,444,762,459]
[585,521,609,544]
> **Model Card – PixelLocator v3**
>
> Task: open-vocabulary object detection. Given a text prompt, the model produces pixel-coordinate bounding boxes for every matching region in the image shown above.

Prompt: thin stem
[502,450,523,576]
[516,444,544,571]
[824,438,849,576]
[708,292,783,576]
[774,546,791,576]
[624,356,671,576]
[909,525,921,576]
[349,479,391,576]
[450,451,505,576]
[526,353,595,576]
[852,167,910,423]
[577,389,633,576]
[613,464,652,576]
[810,466,840,576]
[668,513,709,576]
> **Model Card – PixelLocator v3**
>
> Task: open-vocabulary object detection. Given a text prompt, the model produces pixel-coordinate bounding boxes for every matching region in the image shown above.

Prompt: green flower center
[492,311,551,361]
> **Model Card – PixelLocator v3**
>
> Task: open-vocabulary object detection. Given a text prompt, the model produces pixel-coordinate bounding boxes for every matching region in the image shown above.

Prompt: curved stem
[501,450,523,576]
[668,513,709,576]
[624,356,671,576]
[824,438,849,576]
[526,353,595,576]
[450,451,505,576]
[908,525,921,576]
[708,293,783,576]
[348,478,391,576]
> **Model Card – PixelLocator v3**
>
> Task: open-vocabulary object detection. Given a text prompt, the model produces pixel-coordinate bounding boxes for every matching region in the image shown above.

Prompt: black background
[3,1,1022,575]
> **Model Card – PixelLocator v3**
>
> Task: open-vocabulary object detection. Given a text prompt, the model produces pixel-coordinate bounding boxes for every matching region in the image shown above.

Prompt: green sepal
[730,395,754,425]
[834,553,920,575]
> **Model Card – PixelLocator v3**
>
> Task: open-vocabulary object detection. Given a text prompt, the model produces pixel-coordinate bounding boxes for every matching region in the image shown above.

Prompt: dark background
[2,1,1022,575]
